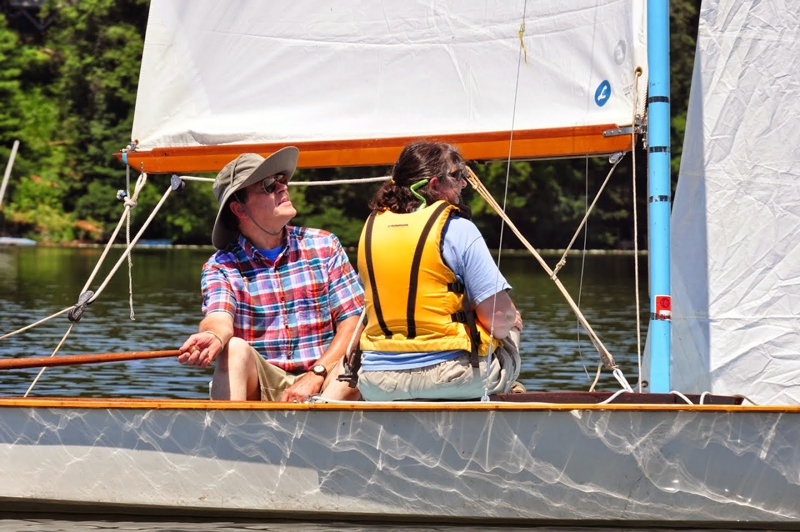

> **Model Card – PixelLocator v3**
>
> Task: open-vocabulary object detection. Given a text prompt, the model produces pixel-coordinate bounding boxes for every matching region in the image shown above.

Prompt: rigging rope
[631,68,644,392]
[24,323,74,397]
[551,156,624,277]
[125,164,137,320]
[465,166,632,392]
[179,175,392,186]
[577,159,591,385]
[478,0,531,402]
[11,175,181,395]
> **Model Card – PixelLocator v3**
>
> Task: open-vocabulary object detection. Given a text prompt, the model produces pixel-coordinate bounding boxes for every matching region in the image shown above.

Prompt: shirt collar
[236,229,295,265]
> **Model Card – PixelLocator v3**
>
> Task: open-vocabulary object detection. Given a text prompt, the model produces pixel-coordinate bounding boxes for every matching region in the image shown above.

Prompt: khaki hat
[211,147,299,249]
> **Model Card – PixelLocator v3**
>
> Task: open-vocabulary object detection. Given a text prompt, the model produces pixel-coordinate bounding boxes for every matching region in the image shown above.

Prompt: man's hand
[280,371,325,403]
[178,315,232,369]
[178,330,224,368]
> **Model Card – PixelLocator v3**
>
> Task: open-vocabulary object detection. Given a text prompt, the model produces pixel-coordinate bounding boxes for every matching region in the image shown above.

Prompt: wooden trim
[0,396,797,414]
[116,125,634,173]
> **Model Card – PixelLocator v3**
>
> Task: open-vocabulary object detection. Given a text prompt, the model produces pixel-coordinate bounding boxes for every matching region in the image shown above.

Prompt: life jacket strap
[447,281,465,294]
[363,212,393,338]
[451,309,481,367]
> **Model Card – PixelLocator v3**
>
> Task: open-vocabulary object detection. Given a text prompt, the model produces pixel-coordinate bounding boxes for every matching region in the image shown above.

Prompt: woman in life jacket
[356,141,524,401]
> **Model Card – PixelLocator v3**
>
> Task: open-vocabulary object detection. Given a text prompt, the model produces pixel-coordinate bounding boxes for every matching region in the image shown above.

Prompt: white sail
[670,0,800,404]
[129,0,647,171]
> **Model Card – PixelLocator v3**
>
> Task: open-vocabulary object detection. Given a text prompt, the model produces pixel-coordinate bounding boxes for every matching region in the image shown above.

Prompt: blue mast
[647,0,672,392]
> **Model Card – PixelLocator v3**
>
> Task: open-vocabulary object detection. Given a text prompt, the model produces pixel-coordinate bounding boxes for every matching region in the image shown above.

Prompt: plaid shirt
[201,228,364,371]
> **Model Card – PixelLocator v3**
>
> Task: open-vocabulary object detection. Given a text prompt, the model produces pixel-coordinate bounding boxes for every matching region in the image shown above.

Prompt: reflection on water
[0,246,648,398]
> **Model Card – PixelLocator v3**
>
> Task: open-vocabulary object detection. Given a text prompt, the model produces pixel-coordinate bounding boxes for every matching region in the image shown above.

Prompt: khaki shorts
[250,348,308,402]
[358,331,521,401]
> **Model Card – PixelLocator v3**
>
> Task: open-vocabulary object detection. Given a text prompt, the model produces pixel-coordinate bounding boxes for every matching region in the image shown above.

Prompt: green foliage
[669,0,701,190]
[73,181,121,231]
[41,0,147,213]
[130,176,220,245]
[7,176,73,241]
[0,14,61,208]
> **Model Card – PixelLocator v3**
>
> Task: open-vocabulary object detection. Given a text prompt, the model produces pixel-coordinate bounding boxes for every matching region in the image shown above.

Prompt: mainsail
[670,1,800,404]
[125,0,647,173]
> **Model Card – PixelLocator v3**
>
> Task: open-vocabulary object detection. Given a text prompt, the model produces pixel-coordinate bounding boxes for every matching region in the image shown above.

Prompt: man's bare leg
[211,338,260,400]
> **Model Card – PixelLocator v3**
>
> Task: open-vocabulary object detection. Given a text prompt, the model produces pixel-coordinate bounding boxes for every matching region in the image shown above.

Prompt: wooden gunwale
[0,396,796,413]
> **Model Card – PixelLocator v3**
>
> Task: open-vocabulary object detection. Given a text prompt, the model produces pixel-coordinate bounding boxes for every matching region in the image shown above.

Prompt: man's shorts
[250,347,307,401]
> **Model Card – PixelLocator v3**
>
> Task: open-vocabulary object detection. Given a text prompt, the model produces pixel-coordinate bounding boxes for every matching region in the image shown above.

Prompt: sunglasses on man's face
[261,173,290,194]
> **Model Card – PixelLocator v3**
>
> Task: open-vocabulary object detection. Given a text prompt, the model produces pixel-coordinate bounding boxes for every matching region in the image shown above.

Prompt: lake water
[0,245,657,531]
[0,246,650,398]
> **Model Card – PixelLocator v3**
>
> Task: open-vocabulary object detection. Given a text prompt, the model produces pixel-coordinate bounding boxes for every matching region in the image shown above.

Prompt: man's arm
[280,314,362,402]
[178,312,234,369]
[474,290,520,339]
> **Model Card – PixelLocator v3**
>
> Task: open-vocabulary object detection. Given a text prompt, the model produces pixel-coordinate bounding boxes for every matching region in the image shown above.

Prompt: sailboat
[2,0,800,525]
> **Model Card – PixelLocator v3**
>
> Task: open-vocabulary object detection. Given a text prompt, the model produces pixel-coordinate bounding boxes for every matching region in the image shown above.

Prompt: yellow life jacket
[357,201,496,356]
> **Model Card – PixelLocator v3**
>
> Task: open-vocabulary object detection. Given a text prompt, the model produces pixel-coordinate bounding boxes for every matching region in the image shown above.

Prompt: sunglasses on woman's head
[261,173,290,194]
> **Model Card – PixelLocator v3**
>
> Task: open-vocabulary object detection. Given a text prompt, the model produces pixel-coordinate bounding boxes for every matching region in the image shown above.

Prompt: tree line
[0,0,701,250]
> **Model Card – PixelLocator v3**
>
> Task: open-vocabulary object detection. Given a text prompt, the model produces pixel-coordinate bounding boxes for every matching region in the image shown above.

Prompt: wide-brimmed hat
[211,147,299,249]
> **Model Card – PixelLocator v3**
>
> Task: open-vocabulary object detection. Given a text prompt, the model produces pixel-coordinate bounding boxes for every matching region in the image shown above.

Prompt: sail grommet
[68,290,94,322]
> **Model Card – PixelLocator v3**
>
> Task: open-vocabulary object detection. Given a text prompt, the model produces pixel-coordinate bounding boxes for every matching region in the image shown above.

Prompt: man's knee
[217,337,251,367]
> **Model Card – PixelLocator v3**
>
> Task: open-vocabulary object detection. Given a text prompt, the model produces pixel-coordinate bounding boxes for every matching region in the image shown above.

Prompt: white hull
[1,398,798,525]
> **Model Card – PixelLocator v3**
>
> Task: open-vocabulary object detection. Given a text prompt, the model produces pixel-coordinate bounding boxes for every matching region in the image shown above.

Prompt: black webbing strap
[450,308,480,367]
[337,344,363,388]
[406,202,451,339]
[450,311,467,323]
[463,308,481,367]
[447,281,465,294]
[363,212,392,338]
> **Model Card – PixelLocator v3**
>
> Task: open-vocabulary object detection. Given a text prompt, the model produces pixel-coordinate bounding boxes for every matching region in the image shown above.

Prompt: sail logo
[594,80,611,107]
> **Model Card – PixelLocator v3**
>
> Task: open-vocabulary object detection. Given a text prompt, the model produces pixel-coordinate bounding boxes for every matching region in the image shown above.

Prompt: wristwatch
[311,364,328,379]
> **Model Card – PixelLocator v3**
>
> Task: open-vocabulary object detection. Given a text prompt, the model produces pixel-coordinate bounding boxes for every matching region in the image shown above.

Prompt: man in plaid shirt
[178,147,364,402]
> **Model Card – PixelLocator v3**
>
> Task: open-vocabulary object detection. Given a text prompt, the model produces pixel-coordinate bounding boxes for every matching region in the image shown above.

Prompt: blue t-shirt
[362,215,511,371]
[257,243,285,263]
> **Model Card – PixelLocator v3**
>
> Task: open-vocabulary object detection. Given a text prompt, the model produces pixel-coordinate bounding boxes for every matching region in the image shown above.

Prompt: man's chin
[277,203,297,222]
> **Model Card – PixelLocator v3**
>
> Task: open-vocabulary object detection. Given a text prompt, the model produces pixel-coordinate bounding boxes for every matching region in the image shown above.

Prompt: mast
[646,0,671,392]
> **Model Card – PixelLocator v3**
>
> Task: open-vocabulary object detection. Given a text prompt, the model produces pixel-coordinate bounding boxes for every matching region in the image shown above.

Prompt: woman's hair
[369,141,464,213]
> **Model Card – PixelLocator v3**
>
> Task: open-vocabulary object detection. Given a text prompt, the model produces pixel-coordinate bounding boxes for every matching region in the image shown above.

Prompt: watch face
[313,364,327,377]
